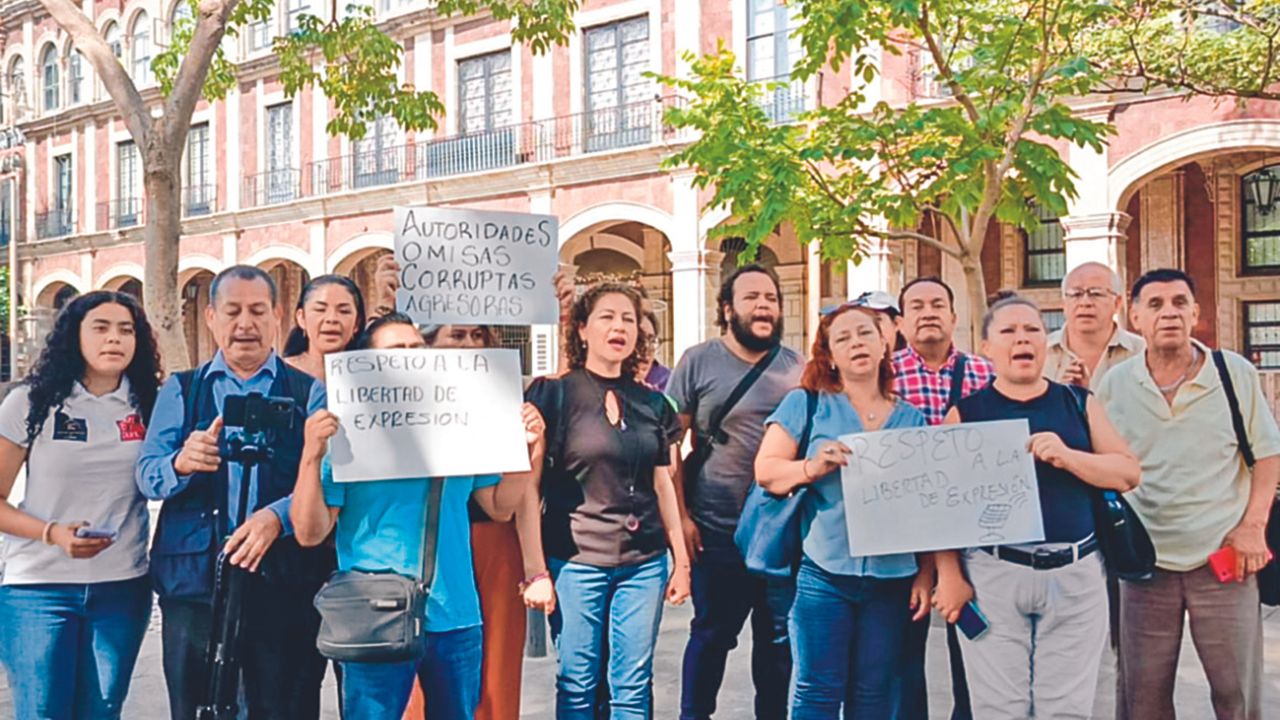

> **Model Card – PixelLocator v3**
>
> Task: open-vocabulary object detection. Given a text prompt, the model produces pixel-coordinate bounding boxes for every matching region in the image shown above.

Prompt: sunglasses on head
[820,291,900,318]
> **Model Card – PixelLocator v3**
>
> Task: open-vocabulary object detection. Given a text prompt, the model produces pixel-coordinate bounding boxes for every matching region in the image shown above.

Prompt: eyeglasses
[1063,287,1116,302]
[821,291,900,317]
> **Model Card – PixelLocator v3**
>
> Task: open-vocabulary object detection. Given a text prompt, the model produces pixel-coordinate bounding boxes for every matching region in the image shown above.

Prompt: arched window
[1242,164,1280,271]
[104,22,122,60]
[67,49,84,104]
[41,45,60,111]
[171,0,193,26]
[131,12,152,85]
[8,57,27,112]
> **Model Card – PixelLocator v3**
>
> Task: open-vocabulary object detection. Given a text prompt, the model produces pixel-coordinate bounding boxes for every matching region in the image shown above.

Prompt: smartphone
[74,527,117,541]
[956,600,990,641]
[1209,546,1276,582]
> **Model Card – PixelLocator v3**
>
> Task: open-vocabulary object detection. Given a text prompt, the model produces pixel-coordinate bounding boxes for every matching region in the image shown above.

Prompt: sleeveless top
[955,381,1095,544]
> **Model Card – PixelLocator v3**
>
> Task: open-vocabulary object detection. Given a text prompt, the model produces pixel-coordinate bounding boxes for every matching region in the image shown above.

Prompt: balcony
[35,206,75,239]
[753,75,810,123]
[98,197,143,230]
[183,184,217,217]
[242,168,301,208]
[298,96,685,199]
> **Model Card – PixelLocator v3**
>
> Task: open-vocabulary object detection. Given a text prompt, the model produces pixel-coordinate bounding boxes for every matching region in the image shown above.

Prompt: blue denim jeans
[680,529,793,720]
[548,554,669,720]
[0,575,152,720]
[790,559,912,720]
[340,625,482,720]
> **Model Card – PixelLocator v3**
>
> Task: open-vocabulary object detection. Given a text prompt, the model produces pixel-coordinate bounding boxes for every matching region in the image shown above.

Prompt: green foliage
[154,0,578,139]
[1088,0,1280,99]
[657,0,1116,275]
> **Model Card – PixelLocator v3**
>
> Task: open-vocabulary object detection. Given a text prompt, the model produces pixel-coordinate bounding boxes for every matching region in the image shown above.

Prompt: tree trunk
[960,254,988,353]
[143,154,191,372]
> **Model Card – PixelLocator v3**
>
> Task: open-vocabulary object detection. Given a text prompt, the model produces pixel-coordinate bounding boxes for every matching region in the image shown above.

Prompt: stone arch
[243,244,323,279]
[32,270,85,307]
[558,202,679,251]
[1110,120,1280,210]
[178,255,222,286]
[96,262,146,291]
[559,232,646,268]
[327,232,394,274]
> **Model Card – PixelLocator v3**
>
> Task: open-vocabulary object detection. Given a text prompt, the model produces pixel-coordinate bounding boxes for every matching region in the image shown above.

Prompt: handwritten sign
[394,205,560,325]
[324,348,531,482]
[838,420,1043,556]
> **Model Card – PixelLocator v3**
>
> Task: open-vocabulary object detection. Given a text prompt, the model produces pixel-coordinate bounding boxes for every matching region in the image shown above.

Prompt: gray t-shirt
[669,339,803,536]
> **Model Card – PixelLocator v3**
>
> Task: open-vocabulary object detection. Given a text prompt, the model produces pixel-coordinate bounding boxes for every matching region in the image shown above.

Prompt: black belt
[981,536,1099,570]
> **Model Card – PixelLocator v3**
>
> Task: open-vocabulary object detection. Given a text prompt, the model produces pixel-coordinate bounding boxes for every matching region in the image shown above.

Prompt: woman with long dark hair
[284,274,366,379]
[0,290,162,719]
[755,304,928,719]
[523,282,690,720]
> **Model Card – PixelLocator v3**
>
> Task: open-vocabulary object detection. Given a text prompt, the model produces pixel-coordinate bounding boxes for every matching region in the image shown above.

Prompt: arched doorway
[561,220,674,366]
[181,270,215,367]
[259,260,311,352]
[333,246,392,309]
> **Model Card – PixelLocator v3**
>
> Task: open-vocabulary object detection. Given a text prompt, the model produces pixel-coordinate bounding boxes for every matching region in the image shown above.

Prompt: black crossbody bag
[314,477,444,663]
[682,344,781,491]
[1213,351,1280,606]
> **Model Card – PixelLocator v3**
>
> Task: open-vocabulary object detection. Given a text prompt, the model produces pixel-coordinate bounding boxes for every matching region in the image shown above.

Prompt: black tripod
[195,430,274,720]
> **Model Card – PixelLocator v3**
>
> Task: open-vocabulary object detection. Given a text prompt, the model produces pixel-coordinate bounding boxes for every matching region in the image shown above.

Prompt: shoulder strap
[176,367,204,438]
[796,389,819,458]
[419,477,445,589]
[706,344,781,445]
[277,357,315,408]
[545,377,568,468]
[1213,350,1256,468]
[1065,383,1090,438]
[946,353,968,412]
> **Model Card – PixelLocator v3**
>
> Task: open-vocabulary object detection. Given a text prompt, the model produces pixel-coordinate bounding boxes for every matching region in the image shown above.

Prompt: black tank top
[955,381,1095,544]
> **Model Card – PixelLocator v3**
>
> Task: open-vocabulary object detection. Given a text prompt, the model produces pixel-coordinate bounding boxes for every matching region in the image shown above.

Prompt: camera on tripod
[220,392,296,465]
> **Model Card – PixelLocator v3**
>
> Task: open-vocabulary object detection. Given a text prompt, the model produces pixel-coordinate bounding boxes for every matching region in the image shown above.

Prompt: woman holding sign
[524,282,690,720]
[934,295,1139,720]
[755,303,928,719]
[291,312,541,720]
[0,291,162,719]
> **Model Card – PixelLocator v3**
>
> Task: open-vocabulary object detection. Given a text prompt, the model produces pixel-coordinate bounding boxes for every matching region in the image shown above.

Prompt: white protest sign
[324,348,531,482]
[838,420,1043,556]
[394,205,560,325]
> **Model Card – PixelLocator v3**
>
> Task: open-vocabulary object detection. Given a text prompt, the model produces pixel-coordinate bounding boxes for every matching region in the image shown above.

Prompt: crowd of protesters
[0,252,1274,720]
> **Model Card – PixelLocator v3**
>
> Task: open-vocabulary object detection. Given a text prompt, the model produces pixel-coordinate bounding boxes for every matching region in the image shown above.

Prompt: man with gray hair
[1043,261,1144,388]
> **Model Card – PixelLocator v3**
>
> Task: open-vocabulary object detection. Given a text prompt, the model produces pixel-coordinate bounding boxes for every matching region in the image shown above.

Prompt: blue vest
[149,357,333,601]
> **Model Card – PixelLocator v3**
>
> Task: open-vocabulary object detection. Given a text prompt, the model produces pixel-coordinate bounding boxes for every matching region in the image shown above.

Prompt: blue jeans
[548,554,669,720]
[791,559,912,720]
[680,529,793,720]
[340,625,482,720]
[0,575,151,720]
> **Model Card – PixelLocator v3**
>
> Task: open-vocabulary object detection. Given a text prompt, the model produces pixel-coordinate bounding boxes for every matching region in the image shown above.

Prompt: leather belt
[980,535,1099,570]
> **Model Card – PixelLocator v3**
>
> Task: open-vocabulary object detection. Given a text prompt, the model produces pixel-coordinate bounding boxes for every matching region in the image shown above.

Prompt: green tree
[658,0,1115,345]
[40,0,578,369]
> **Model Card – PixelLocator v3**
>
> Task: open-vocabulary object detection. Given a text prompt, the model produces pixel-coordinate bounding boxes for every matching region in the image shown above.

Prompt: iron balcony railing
[35,206,75,239]
[98,197,143,230]
[242,168,302,208]
[299,96,687,199]
[183,184,217,217]
[753,74,810,123]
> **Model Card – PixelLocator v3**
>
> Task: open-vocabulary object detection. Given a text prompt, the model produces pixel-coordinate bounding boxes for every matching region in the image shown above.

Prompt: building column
[847,236,893,296]
[1061,211,1132,274]
[668,249,715,361]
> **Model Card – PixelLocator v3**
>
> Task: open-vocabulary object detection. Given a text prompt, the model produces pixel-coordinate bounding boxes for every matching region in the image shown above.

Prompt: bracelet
[518,571,550,593]
[41,521,56,546]
[801,458,815,482]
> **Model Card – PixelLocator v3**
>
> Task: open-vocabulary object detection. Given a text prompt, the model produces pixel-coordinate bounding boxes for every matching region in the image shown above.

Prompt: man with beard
[669,264,802,720]
[892,276,995,720]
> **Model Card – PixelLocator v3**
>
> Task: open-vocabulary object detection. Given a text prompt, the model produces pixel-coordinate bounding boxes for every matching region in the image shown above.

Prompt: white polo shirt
[0,380,150,585]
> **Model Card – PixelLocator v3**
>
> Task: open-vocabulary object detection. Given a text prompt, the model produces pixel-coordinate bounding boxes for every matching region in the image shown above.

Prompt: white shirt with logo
[0,380,150,585]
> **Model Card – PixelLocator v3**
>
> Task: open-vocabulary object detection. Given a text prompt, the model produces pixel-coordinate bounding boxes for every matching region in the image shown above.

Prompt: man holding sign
[937,295,1139,720]
[291,313,541,720]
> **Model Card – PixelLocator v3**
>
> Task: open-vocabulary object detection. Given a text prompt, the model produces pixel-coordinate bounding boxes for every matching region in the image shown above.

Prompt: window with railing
[1244,301,1280,369]
[584,16,652,152]
[747,0,804,121]
[41,45,59,112]
[0,179,12,247]
[350,114,401,188]
[116,141,141,227]
[68,50,83,104]
[131,12,153,85]
[259,103,296,205]
[1042,309,1066,333]
[186,123,213,215]
[1242,165,1280,272]
[1023,203,1066,286]
[40,154,75,238]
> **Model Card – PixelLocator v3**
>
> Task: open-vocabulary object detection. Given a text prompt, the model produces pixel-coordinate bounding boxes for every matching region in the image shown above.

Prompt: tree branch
[164,0,237,151]
[39,0,150,144]
[879,227,964,259]
[918,3,981,123]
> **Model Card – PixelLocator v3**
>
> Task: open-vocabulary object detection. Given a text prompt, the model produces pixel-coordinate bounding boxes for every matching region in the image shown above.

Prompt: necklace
[1156,346,1200,394]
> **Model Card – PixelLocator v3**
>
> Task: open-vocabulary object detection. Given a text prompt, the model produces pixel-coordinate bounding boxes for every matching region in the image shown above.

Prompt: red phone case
[1208,546,1238,582]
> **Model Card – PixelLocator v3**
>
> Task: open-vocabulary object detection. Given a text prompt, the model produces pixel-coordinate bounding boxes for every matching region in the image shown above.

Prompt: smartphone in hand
[74,527,117,541]
[956,600,990,641]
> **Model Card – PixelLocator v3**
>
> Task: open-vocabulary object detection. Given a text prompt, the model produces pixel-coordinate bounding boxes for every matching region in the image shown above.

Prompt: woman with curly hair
[522,282,690,720]
[0,290,163,719]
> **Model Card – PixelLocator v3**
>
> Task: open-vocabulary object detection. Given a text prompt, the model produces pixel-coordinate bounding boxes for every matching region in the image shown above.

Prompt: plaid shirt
[892,345,995,426]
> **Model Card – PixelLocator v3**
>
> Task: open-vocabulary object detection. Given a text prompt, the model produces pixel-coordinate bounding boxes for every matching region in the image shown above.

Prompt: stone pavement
[2,600,1278,719]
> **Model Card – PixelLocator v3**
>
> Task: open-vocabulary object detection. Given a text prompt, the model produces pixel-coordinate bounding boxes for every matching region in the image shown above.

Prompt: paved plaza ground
[2,599,1278,718]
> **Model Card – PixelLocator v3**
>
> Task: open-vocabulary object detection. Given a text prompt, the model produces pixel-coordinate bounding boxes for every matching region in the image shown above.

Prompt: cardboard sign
[324,348,531,482]
[394,205,560,325]
[838,420,1044,556]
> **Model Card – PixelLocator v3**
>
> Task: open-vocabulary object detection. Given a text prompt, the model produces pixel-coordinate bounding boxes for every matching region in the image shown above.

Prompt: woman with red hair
[755,304,929,719]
